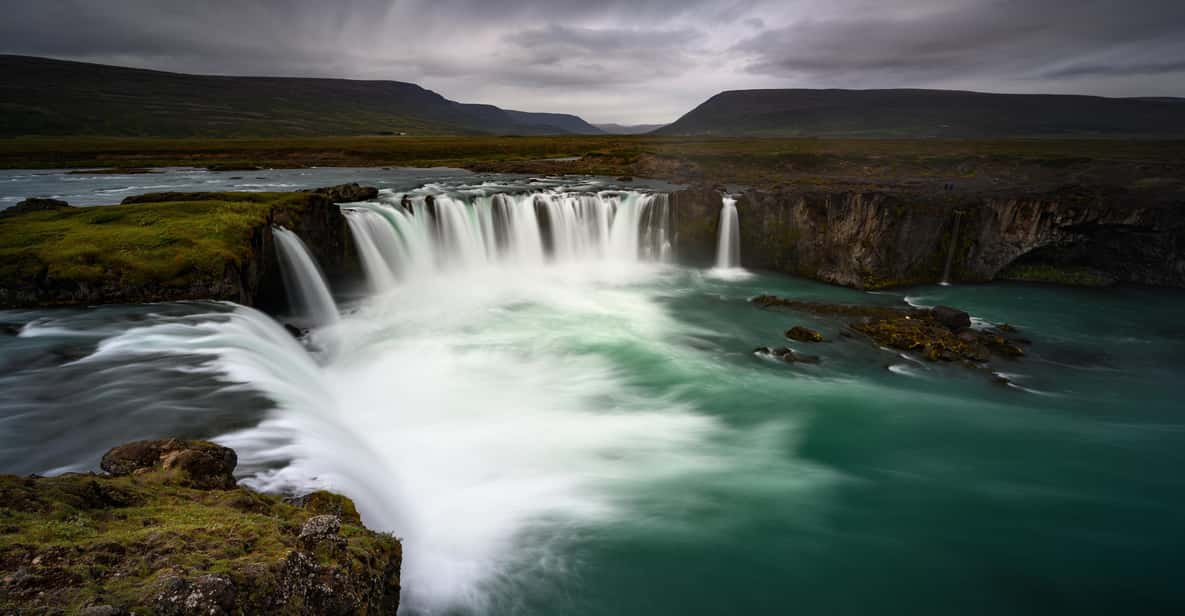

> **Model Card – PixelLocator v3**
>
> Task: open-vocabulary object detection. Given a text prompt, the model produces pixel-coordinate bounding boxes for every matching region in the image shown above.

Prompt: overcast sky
[2,0,1183,124]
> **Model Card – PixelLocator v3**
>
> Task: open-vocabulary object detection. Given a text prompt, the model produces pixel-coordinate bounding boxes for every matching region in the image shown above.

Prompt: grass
[2,136,1184,191]
[0,472,400,612]
[0,192,316,290]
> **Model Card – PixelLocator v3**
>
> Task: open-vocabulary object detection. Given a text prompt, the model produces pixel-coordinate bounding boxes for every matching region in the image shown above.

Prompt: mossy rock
[0,440,401,615]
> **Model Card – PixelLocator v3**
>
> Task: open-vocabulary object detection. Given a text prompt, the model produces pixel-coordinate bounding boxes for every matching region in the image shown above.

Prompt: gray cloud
[0,0,1182,123]
[734,0,1185,90]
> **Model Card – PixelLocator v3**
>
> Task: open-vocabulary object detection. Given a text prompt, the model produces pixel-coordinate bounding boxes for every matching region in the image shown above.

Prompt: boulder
[290,491,362,524]
[785,325,824,342]
[931,306,971,332]
[100,439,237,490]
[300,183,379,203]
[754,346,821,364]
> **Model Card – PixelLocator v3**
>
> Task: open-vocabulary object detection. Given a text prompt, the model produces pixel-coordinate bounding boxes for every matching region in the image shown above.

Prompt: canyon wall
[672,186,1185,288]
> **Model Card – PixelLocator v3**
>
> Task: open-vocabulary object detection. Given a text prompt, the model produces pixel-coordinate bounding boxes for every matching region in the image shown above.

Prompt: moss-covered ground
[0,472,398,613]
[0,192,317,292]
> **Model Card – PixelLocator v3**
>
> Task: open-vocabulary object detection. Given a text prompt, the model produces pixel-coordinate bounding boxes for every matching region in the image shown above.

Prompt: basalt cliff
[672,185,1185,289]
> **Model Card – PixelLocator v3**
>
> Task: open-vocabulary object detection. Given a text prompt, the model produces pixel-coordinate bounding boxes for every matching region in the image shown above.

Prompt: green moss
[0,472,400,613]
[0,192,317,293]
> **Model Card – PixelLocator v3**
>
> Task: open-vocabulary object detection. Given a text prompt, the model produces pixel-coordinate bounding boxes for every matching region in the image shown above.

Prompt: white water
[173,189,745,613]
[342,190,671,286]
[273,227,340,326]
[708,196,749,280]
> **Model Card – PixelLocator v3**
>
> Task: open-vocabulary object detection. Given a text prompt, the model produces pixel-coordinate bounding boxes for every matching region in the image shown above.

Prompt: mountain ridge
[0,55,603,137]
[656,88,1185,138]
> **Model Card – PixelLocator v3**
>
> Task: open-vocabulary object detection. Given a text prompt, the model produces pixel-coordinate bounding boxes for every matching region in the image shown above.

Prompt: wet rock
[300,183,379,203]
[283,323,307,339]
[753,295,1031,367]
[785,325,824,342]
[754,346,821,364]
[100,439,237,490]
[932,305,971,332]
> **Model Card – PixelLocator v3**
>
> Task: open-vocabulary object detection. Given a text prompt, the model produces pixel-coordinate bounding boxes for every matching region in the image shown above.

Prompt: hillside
[594,123,668,134]
[656,89,1185,138]
[0,55,603,137]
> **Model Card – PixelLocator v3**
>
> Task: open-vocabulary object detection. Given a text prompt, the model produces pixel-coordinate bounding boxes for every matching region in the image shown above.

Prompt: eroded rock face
[673,185,1185,289]
[100,438,237,490]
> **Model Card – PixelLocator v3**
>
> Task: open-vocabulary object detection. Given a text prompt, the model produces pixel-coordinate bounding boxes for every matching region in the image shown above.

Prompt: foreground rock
[753,295,1027,364]
[0,439,401,615]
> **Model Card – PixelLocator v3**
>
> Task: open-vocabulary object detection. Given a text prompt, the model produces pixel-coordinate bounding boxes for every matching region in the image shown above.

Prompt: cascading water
[344,210,399,294]
[272,227,339,327]
[342,189,671,278]
[715,196,741,269]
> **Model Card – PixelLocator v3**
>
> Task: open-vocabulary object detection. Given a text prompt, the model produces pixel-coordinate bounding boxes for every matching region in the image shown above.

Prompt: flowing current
[90,188,705,613]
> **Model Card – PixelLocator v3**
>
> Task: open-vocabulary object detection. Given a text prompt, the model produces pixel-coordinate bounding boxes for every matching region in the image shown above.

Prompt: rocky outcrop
[0,197,72,217]
[0,439,401,615]
[299,183,380,203]
[673,185,1185,289]
[100,438,237,490]
[753,295,1028,364]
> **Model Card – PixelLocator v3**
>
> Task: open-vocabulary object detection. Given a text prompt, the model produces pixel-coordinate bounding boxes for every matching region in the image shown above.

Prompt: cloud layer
[1,0,1181,123]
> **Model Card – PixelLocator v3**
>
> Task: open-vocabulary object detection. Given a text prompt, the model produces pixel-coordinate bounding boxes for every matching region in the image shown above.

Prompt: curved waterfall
[342,190,671,284]
[272,227,340,326]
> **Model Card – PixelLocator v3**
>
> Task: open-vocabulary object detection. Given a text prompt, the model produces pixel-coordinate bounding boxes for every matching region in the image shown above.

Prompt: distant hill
[0,55,603,137]
[594,123,667,135]
[656,89,1185,138]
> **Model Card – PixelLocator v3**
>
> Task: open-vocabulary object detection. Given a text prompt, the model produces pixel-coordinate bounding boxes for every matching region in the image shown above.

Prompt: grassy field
[0,192,312,290]
[2,135,1184,191]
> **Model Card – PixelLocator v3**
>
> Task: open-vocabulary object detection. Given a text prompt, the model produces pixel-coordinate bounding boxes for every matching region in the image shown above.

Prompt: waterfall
[940,210,963,286]
[715,196,741,269]
[344,210,398,294]
[273,227,339,327]
[340,189,671,284]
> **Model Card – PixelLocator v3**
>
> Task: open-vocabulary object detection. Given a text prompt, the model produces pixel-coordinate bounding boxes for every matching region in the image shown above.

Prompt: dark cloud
[734,0,1185,90]
[0,0,1182,122]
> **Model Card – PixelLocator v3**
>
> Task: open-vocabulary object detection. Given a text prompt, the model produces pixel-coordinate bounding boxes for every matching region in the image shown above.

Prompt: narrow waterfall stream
[715,196,740,268]
[272,227,340,326]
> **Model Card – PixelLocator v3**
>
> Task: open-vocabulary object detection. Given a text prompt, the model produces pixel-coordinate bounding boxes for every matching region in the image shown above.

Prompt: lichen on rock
[0,439,401,615]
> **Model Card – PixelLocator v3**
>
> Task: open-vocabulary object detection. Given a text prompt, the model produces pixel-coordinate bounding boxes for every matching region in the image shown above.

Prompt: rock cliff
[672,186,1185,288]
